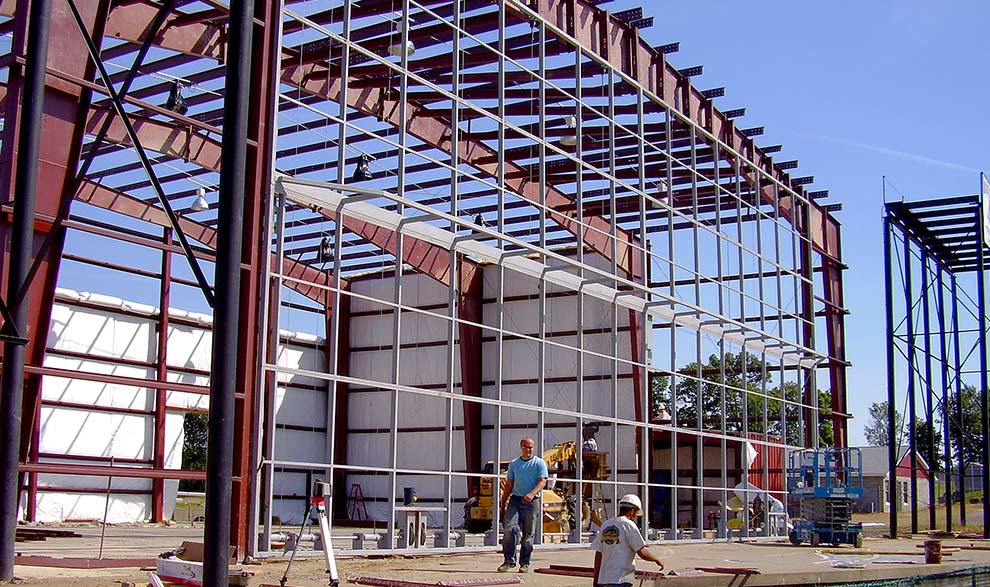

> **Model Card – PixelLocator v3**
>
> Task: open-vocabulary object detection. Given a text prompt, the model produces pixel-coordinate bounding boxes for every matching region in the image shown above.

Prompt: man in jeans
[497,436,548,573]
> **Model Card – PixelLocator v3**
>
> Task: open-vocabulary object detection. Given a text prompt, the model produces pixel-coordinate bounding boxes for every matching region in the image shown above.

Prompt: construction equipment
[786,447,864,548]
[269,479,339,587]
[462,439,610,535]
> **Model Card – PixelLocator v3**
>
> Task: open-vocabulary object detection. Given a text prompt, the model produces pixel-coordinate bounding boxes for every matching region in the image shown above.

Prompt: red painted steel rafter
[50,0,645,279]
[74,181,342,306]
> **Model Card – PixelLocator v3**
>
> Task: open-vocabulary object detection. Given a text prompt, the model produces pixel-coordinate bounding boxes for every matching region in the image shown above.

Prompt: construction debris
[694,566,761,575]
[15,527,82,542]
[533,564,665,580]
[14,554,158,568]
[347,577,524,587]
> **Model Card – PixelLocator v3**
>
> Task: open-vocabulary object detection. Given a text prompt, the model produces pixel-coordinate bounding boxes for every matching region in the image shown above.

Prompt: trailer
[786,448,864,548]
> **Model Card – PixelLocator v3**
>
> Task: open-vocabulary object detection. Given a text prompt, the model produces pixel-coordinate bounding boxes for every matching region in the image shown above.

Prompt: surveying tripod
[278,479,339,587]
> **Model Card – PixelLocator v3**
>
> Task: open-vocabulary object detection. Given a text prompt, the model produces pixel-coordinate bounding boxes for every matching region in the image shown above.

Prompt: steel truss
[0,0,848,579]
[883,181,990,539]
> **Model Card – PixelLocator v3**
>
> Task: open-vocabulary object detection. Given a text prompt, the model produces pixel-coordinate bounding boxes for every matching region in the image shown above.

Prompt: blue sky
[50,1,990,445]
[613,0,990,444]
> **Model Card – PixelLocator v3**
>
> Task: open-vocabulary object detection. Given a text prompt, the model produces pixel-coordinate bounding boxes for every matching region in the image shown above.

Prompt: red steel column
[824,255,849,448]
[799,203,817,447]
[229,0,280,559]
[457,260,483,497]
[152,228,173,521]
[330,289,351,520]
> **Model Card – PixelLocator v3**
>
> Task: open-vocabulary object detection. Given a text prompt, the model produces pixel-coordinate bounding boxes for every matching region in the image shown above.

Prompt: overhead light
[352,154,373,182]
[165,81,188,116]
[190,187,209,211]
[319,235,332,263]
[655,179,670,206]
[560,115,578,147]
[389,22,416,57]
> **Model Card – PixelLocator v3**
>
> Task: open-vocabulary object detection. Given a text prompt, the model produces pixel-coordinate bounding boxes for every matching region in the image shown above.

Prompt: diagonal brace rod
[63,0,215,307]
[14,0,178,311]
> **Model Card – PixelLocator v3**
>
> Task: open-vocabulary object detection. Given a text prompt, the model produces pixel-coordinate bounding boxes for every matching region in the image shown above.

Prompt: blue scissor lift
[786,447,864,548]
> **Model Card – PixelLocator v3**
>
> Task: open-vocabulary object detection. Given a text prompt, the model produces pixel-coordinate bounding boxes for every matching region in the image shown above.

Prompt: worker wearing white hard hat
[592,493,664,587]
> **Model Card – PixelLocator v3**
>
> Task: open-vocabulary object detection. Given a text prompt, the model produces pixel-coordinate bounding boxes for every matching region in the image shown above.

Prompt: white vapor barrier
[34,290,327,523]
[48,301,155,361]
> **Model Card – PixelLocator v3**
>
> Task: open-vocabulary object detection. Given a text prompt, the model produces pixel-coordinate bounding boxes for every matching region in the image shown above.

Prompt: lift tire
[788,531,802,546]
[462,497,492,534]
[810,533,820,547]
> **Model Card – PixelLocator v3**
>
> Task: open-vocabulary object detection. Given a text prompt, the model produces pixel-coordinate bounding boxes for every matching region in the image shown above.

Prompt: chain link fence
[816,566,990,587]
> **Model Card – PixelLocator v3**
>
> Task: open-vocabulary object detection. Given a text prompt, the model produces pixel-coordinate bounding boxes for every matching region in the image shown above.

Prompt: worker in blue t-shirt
[497,436,548,574]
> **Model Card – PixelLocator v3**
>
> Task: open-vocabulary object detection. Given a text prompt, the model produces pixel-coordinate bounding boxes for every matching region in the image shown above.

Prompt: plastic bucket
[924,539,942,564]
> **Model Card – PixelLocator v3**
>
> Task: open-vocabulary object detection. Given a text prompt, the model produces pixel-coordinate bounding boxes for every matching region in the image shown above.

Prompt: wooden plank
[695,566,761,575]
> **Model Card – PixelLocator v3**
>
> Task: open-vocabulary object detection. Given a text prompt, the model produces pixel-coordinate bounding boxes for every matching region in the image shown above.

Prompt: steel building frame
[0,0,848,577]
[882,178,990,539]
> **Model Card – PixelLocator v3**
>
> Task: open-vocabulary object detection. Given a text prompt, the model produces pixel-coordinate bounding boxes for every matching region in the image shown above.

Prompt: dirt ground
[8,528,990,587]
[856,506,987,537]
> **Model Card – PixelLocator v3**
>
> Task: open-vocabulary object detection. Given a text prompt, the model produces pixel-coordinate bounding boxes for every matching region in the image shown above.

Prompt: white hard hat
[618,493,643,515]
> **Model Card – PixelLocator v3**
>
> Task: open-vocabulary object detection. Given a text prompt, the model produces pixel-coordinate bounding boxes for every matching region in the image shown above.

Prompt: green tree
[864,401,903,446]
[650,371,670,420]
[947,384,984,473]
[767,382,833,446]
[911,418,943,473]
[650,353,833,445]
[180,413,208,492]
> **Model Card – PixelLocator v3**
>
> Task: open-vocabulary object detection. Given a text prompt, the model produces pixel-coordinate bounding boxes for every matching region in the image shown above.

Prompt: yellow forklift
[462,435,610,535]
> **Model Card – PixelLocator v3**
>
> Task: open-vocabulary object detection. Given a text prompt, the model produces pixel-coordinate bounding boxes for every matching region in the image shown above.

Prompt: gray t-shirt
[592,516,646,584]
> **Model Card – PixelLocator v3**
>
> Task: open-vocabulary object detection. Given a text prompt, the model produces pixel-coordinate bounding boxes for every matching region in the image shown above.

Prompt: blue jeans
[502,495,536,566]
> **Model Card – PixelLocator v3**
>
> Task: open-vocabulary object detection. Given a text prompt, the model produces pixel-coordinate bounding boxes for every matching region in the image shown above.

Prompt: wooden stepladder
[348,483,369,521]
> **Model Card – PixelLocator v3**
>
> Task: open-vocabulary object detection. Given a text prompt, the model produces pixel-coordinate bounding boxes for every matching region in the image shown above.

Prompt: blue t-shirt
[507,456,549,496]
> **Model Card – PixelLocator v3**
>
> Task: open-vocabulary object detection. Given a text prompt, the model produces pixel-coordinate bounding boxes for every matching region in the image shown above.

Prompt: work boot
[519,565,529,573]
[497,562,515,573]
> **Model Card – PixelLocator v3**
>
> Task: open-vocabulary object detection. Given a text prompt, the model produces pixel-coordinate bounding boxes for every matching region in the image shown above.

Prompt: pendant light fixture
[165,81,188,116]
[190,187,209,211]
[560,115,578,147]
[352,154,373,182]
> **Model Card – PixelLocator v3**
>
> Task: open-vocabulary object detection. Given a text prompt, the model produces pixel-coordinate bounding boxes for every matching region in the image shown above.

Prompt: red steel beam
[74,180,341,306]
[19,461,211,481]
[521,0,840,263]
[57,0,644,279]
